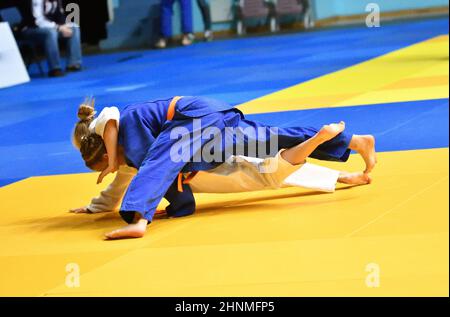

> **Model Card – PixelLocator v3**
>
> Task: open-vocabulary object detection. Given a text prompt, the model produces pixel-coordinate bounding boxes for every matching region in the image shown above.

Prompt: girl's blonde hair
[72,97,97,149]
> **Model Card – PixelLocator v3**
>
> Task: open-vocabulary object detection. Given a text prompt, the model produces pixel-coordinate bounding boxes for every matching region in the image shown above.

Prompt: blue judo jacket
[117,96,239,223]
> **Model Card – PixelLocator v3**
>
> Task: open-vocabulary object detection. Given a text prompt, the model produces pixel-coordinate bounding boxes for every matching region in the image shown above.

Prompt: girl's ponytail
[72,97,97,149]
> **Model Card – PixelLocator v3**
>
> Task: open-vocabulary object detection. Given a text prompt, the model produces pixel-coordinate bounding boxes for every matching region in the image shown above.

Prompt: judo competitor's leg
[281,122,346,165]
[348,135,377,173]
[278,129,376,173]
[280,122,371,186]
[161,0,175,38]
[105,213,148,240]
[338,171,371,185]
[180,0,194,34]
[238,118,377,173]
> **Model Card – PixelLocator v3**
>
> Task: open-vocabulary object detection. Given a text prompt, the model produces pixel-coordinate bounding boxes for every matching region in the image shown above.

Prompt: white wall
[0,22,30,89]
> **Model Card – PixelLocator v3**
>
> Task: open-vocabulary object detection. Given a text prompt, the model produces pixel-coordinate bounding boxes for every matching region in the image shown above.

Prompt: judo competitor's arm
[91,106,121,184]
[70,166,136,213]
[88,166,137,212]
[97,120,119,184]
[119,126,200,224]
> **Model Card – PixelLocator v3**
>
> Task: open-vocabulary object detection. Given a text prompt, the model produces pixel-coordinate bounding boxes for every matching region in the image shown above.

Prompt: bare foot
[317,121,346,142]
[338,172,372,185]
[351,135,377,173]
[105,219,147,240]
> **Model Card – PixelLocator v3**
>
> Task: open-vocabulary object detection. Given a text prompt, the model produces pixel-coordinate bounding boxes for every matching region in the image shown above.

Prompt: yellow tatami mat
[0,148,448,296]
[238,35,449,113]
[1,32,448,297]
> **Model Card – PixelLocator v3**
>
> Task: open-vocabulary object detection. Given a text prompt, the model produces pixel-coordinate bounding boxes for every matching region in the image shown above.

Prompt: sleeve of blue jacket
[119,124,191,223]
[118,96,237,224]
[120,175,196,224]
[119,113,226,223]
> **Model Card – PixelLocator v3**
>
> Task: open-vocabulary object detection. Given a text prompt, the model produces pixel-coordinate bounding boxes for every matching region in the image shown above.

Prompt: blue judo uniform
[160,0,193,38]
[118,96,352,224]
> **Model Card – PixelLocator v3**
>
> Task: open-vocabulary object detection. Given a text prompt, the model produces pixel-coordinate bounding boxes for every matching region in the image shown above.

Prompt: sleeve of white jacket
[32,0,57,28]
[89,106,120,138]
[87,165,136,213]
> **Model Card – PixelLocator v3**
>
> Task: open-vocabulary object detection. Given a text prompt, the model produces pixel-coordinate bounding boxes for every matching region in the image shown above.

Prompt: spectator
[20,0,83,77]
[155,0,194,48]
[63,0,109,46]
[197,0,213,41]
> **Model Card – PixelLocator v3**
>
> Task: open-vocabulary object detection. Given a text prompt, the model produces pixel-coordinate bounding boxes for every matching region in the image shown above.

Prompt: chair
[270,0,314,31]
[234,0,274,35]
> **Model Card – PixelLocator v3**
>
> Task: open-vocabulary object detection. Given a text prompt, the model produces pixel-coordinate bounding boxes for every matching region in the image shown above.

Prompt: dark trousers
[197,0,211,31]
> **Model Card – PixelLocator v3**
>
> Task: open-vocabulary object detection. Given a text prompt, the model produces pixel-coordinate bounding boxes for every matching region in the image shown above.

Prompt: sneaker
[204,30,214,42]
[181,34,194,46]
[66,64,82,72]
[48,68,65,77]
[155,38,167,49]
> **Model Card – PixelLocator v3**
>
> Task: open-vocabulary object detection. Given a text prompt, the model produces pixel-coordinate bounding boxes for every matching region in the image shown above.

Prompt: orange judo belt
[167,96,198,192]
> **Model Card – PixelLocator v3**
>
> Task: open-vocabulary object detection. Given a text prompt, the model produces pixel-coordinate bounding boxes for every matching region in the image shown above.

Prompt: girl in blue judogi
[73,96,376,239]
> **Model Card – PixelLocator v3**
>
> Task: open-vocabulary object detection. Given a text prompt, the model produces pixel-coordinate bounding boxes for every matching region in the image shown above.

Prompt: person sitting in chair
[20,0,82,77]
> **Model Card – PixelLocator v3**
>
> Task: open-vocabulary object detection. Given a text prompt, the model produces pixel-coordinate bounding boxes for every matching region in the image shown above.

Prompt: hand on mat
[97,163,118,184]
[69,207,90,214]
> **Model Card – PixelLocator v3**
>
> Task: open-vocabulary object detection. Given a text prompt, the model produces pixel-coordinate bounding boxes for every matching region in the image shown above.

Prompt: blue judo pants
[160,0,194,38]
[181,109,352,173]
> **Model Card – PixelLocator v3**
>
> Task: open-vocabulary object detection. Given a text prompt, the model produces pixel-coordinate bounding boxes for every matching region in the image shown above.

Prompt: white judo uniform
[85,107,341,213]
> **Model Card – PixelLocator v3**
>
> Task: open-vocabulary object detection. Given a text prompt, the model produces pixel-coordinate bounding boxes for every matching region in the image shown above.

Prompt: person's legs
[65,24,83,68]
[179,0,194,46]
[179,0,194,35]
[156,0,175,48]
[197,0,212,31]
[22,27,62,72]
[161,0,175,38]
[197,0,213,41]
[234,119,352,162]
[338,171,371,185]
[234,118,376,173]
[279,122,370,185]
[348,135,377,173]
[264,121,371,188]
[277,121,373,185]
[281,122,346,165]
